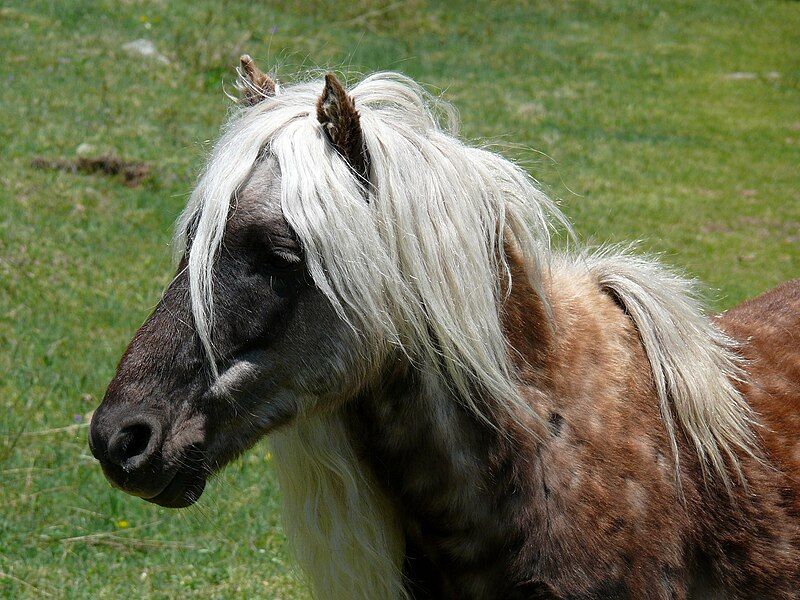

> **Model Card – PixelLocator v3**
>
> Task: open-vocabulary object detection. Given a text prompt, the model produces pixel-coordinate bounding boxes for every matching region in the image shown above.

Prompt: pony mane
[176,71,563,423]
[581,249,759,488]
[176,72,757,598]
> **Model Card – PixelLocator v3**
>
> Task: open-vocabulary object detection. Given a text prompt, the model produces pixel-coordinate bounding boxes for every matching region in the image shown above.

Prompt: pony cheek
[271,275,300,299]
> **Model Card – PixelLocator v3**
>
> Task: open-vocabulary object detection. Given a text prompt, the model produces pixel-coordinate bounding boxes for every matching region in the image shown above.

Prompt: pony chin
[145,469,207,508]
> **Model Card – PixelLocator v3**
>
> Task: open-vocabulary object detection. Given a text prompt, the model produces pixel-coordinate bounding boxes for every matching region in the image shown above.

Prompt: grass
[0,0,798,597]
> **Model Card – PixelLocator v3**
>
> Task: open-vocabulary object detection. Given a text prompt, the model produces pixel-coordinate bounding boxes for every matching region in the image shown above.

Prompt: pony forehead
[176,72,464,251]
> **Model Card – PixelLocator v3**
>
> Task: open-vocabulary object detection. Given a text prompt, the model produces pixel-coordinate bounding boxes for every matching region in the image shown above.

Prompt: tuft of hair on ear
[316,73,370,186]
[236,54,277,106]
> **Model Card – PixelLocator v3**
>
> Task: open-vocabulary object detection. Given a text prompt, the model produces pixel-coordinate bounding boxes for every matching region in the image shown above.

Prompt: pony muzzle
[89,402,206,508]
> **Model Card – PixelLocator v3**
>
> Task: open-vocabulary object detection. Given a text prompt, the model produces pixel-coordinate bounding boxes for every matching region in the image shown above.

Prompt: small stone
[121,39,170,65]
[76,143,95,157]
[723,72,757,80]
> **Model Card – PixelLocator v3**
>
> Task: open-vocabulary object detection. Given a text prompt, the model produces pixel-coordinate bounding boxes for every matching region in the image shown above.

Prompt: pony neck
[342,246,555,586]
[499,237,555,378]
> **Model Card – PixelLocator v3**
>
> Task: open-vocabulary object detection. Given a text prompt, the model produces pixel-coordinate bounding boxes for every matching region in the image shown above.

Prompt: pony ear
[237,54,277,106]
[316,73,370,184]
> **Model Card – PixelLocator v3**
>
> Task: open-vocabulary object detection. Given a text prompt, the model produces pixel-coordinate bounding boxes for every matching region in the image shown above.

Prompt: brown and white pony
[89,56,800,599]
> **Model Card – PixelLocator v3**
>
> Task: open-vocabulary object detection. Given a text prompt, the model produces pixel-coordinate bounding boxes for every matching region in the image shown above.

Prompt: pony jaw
[143,467,207,509]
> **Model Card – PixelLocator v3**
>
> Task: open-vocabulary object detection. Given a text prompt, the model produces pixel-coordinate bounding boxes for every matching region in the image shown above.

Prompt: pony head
[89,57,559,509]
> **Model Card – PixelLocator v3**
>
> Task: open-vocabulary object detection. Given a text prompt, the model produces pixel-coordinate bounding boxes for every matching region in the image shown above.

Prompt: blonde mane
[176,72,757,599]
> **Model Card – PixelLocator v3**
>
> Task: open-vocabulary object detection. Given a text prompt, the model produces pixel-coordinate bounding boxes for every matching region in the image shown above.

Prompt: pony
[89,56,800,599]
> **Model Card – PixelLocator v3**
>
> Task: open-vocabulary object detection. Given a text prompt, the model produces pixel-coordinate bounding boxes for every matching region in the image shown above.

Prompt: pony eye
[261,248,302,273]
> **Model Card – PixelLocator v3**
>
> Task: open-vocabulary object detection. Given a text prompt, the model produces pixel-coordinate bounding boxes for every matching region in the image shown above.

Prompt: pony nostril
[107,421,156,467]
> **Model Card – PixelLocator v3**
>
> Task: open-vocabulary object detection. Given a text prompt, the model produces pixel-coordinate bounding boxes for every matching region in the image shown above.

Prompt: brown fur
[347,246,800,598]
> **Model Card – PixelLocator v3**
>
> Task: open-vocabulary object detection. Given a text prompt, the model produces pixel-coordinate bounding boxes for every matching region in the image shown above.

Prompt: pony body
[277,246,800,599]
[90,64,800,599]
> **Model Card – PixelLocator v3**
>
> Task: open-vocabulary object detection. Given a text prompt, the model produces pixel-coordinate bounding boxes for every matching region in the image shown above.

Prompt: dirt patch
[738,216,800,243]
[700,215,800,243]
[30,155,150,187]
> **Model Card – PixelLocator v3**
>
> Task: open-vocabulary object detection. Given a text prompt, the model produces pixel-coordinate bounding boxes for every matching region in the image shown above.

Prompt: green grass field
[1,1,798,597]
